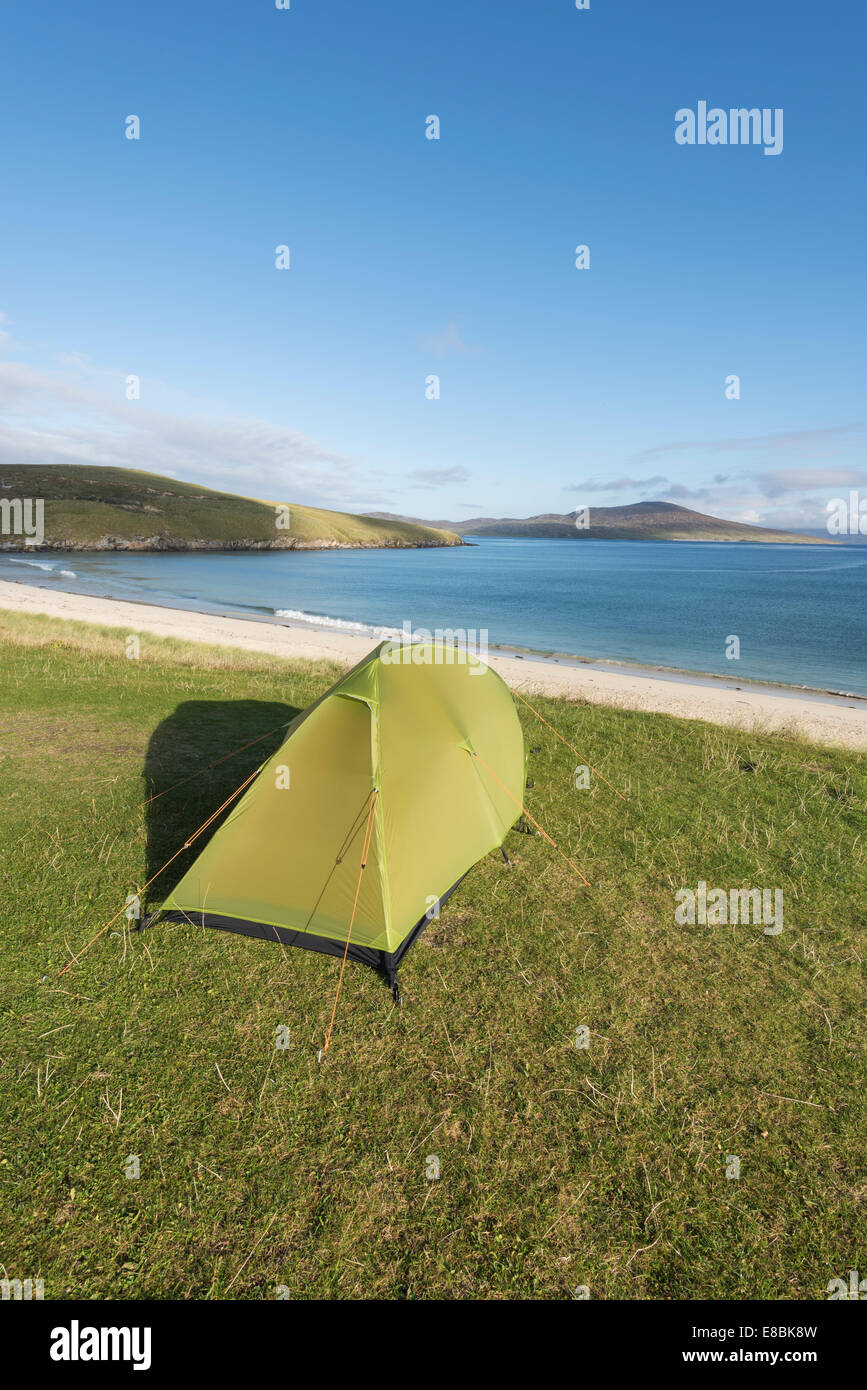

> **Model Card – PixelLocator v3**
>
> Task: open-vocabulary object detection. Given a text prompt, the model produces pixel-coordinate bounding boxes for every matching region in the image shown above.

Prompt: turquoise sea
[2,537,866,697]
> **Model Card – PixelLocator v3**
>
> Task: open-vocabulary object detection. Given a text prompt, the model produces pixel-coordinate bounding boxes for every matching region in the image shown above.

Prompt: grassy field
[0,609,864,1300]
[0,464,462,549]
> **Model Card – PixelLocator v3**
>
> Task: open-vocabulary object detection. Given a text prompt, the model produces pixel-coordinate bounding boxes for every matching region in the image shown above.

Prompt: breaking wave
[6,557,61,573]
[4,557,78,579]
[273,608,404,639]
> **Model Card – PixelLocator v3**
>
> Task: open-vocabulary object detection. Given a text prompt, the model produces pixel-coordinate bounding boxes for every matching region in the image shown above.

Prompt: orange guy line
[58,765,261,978]
[511,687,628,802]
[319,788,380,1061]
[472,751,591,888]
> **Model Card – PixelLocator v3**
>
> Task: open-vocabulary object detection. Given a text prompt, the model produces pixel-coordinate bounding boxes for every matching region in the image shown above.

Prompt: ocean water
[2,538,866,696]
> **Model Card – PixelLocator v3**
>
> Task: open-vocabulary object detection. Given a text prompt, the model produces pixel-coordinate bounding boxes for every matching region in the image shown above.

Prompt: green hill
[0,465,463,551]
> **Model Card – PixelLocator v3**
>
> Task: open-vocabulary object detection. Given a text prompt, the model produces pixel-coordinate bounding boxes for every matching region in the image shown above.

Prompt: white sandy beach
[2,578,866,749]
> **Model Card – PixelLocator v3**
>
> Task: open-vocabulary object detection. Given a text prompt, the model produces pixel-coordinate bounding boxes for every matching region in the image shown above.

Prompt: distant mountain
[0,465,463,552]
[366,501,837,544]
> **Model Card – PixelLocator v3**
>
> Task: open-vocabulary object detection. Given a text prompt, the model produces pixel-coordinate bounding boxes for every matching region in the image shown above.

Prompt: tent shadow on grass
[143,699,297,908]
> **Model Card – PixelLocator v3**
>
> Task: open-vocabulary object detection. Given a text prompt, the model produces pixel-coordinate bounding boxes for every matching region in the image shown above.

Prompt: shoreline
[2,578,866,749]
[2,570,863,708]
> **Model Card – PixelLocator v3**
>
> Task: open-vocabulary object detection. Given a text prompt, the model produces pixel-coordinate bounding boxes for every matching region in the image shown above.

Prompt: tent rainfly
[152,641,526,993]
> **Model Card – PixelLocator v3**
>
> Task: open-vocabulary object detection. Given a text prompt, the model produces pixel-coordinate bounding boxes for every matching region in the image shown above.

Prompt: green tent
[155,641,525,991]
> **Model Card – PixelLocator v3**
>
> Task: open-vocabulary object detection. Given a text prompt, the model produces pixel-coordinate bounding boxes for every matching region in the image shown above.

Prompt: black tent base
[149,872,469,997]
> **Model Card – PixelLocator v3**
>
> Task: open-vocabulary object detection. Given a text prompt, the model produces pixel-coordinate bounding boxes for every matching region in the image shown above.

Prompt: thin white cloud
[756,467,867,492]
[564,474,669,493]
[406,465,469,488]
[651,480,840,530]
[0,357,359,504]
[634,422,867,463]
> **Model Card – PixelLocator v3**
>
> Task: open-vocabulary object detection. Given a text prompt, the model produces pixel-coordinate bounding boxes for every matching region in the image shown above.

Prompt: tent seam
[372,656,395,950]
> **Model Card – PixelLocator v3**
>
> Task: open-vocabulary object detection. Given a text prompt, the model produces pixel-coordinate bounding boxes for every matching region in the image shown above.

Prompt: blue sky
[1,0,865,527]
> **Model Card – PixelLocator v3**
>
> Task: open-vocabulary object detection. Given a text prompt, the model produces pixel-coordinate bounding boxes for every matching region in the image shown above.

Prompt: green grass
[0,464,462,549]
[0,610,864,1300]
